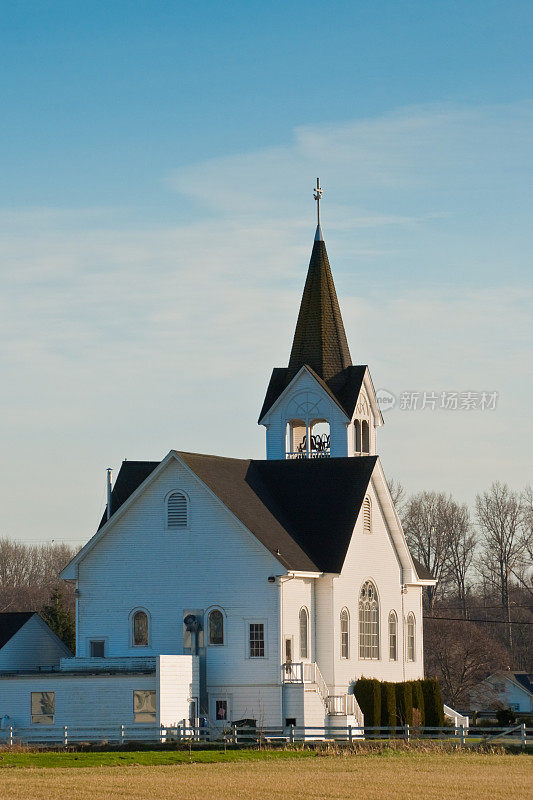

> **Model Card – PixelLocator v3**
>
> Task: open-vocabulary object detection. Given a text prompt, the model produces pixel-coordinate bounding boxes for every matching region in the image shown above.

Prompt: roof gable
[260,364,367,422]
[65,450,428,581]
[0,612,35,649]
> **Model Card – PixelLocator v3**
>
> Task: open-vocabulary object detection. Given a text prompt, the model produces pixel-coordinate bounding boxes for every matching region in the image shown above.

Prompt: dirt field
[0,751,530,800]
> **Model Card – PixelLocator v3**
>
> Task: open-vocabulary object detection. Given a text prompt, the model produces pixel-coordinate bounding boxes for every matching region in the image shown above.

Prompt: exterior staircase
[282,661,364,726]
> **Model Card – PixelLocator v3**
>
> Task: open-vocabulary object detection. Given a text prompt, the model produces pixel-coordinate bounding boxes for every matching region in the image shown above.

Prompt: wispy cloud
[1,101,532,542]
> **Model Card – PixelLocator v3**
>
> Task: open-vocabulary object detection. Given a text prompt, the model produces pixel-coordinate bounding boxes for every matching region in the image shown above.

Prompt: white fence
[1,723,530,747]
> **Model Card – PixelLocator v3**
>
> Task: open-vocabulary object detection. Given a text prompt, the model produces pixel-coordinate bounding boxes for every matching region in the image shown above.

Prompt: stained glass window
[359,581,379,659]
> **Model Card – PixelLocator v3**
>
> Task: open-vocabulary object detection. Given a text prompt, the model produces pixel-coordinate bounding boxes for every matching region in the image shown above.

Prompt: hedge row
[353,677,443,727]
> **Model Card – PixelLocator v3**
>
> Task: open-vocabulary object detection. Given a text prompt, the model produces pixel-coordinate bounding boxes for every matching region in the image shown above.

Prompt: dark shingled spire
[286,234,352,383]
[259,224,367,423]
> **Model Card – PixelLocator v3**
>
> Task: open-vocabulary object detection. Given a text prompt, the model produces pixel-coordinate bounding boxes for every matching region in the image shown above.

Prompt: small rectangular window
[31,691,55,724]
[249,623,265,658]
[90,640,105,658]
[216,700,228,720]
[133,690,156,723]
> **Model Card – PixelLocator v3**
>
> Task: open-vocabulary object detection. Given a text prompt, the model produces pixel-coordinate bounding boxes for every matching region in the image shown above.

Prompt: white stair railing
[281,662,363,723]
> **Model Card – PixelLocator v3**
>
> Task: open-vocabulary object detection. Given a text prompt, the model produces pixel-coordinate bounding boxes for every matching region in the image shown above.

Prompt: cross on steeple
[313,177,323,241]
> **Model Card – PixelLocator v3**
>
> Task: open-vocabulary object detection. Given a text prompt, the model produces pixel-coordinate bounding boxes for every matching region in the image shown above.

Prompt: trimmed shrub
[380,682,396,730]
[395,681,413,725]
[496,707,516,726]
[410,680,425,727]
[421,678,444,727]
[354,678,381,727]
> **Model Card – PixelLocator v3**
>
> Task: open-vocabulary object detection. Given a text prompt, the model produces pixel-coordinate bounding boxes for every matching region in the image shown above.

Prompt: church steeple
[259,181,381,462]
[286,181,352,383]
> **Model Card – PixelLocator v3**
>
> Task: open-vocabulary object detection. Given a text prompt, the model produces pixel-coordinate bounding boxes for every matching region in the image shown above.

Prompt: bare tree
[402,491,454,613]
[446,502,476,618]
[513,485,533,595]
[387,478,406,515]
[424,618,509,707]
[475,482,526,649]
[0,537,77,613]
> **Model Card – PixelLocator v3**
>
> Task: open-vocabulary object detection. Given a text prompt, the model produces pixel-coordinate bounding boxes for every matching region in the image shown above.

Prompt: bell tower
[258,180,383,460]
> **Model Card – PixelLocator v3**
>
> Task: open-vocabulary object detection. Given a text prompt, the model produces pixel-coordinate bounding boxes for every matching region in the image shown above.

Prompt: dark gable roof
[99,460,159,530]
[0,612,35,649]
[513,673,533,695]
[411,558,434,581]
[259,236,364,422]
[103,454,378,573]
[259,364,367,422]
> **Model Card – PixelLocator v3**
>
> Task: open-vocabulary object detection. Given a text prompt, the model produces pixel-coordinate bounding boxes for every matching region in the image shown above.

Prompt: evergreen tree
[41,590,75,653]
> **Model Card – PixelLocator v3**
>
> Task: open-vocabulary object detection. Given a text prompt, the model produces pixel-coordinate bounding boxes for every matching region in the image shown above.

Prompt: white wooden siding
[330,476,424,691]
[0,616,71,672]
[76,457,282,696]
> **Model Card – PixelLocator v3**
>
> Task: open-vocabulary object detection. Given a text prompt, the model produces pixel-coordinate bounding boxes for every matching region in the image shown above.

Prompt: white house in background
[0,197,435,734]
[469,672,533,714]
[0,613,71,672]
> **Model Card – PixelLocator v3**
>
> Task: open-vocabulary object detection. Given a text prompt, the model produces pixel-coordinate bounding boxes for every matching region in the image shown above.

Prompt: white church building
[0,191,434,735]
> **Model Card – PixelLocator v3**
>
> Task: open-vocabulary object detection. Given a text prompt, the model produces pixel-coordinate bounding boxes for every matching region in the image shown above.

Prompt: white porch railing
[444,705,470,729]
[282,662,363,724]
[285,451,330,460]
[60,656,157,672]
[282,662,328,705]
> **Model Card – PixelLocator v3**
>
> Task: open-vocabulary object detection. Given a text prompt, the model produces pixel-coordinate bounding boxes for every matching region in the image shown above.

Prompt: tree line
[0,538,77,651]
[391,480,533,707]
[0,480,531,709]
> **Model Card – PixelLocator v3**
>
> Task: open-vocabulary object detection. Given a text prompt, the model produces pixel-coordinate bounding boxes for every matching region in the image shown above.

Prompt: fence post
[404,723,410,743]
[521,723,527,751]
[63,725,68,747]
[120,723,125,744]
[460,724,465,746]
[348,724,353,744]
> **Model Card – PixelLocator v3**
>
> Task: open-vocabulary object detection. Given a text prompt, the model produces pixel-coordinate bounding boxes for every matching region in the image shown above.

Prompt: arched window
[361,420,370,453]
[388,611,398,661]
[362,496,372,534]
[286,419,306,458]
[133,610,149,647]
[167,492,188,528]
[359,581,379,660]
[310,419,330,458]
[340,608,350,659]
[299,607,309,659]
[354,420,361,453]
[407,613,416,662]
[208,609,224,645]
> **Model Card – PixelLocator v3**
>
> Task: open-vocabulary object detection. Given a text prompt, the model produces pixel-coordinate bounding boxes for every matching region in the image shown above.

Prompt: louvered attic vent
[363,496,372,534]
[167,492,188,528]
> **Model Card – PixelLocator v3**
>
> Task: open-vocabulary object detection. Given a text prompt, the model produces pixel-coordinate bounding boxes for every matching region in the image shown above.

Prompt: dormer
[259,190,383,460]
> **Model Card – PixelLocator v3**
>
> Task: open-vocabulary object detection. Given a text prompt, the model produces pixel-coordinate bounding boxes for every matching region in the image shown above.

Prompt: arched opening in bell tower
[285,418,331,459]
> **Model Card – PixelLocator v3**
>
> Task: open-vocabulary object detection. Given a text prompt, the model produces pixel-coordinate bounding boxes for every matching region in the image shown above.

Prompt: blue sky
[1,1,532,544]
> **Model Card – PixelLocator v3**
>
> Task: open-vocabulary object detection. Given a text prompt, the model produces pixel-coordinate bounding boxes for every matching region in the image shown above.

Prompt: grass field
[0,750,530,800]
